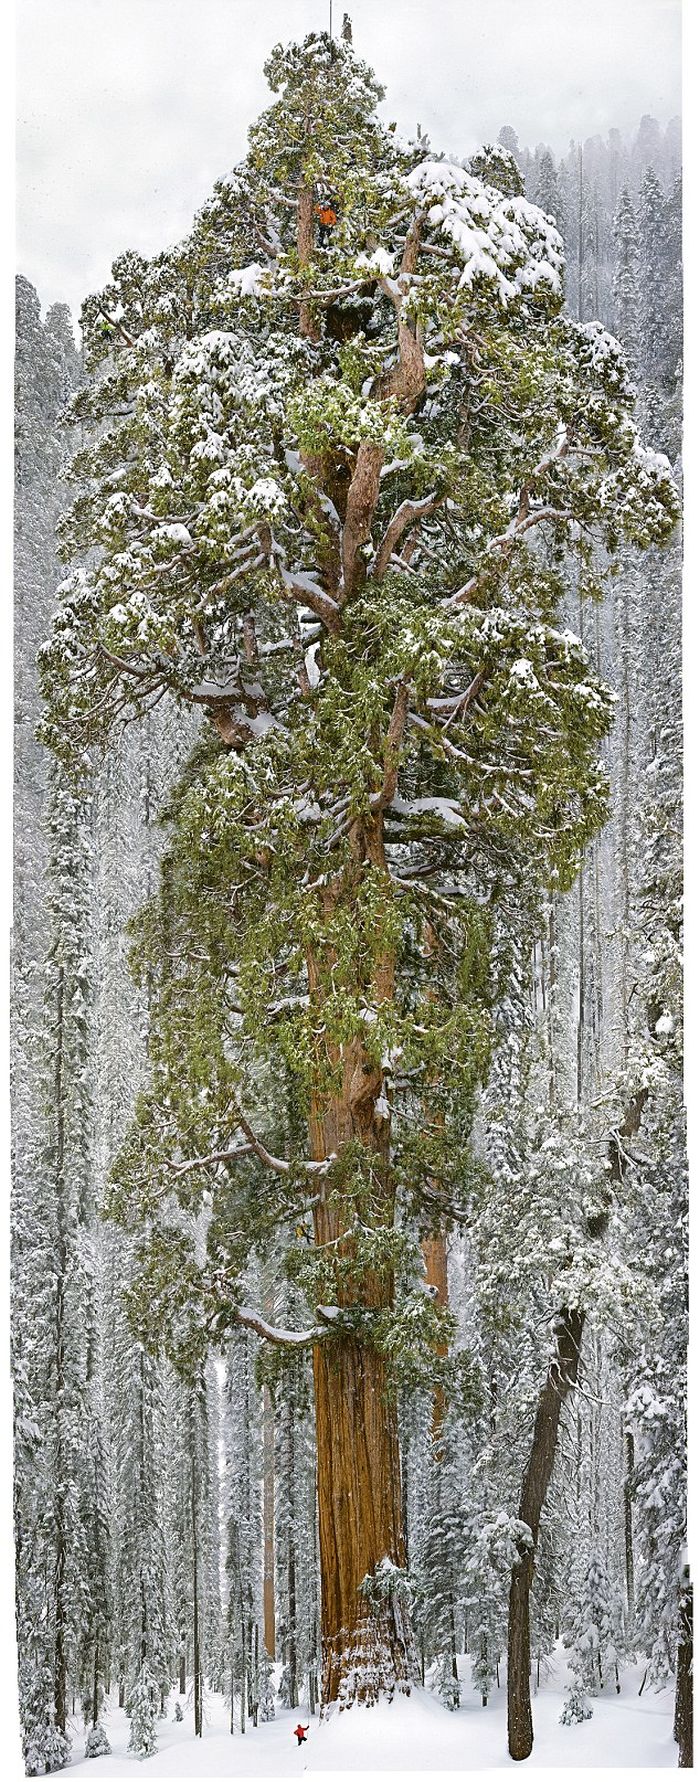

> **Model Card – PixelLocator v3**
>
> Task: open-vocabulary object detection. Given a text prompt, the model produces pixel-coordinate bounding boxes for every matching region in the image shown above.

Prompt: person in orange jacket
[316,199,337,246]
[294,1723,309,1746]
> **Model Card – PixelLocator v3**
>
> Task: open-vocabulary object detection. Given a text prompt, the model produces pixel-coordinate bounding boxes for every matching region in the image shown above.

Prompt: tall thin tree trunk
[623,1426,635,1624]
[192,1456,202,1737]
[309,1644,317,1719]
[240,1581,246,1735]
[675,1570,693,1768]
[53,964,67,1737]
[620,579,632,1063]
[547,897,557,1108]
[287,1535,298,1708]
[252,1623,259,1727]
[263,1386,276,1659]
[421,920,450,1442]
[577,143,584,321]
[507,1310,584,1760]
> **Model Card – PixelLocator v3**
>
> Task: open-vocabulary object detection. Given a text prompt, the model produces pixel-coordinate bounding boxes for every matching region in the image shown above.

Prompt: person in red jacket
[293,1723,309,1746]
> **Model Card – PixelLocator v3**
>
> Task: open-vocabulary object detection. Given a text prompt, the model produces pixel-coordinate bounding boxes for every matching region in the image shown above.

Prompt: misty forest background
[12,45,688,1776]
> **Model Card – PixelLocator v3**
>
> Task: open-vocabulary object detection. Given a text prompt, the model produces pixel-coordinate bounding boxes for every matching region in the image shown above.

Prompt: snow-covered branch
[371,491,442,581]
[233,1306,328,1347]
[169,1115,335,1181]
[276,561,342,634]
[444,507,571,610]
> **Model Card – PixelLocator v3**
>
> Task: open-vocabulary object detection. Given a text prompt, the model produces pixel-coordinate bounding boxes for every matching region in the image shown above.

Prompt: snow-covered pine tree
[13,280,86,1774]
[637,170,672,401]
[463,1513,512,1709]
[77,1269,112,1751]
[273,1345,319,1713]
[612,189,639,367]
[561,1548,625,1705]
[14,774,95,1773]
[165,1364,220,1734]
[414,1438,465,1709]
[40,28,678,1711]
[535,150,566,232]
[126,1662,160,1760]
[621,508,687,1736]
[530,1517,562,1689]
[111,1328,173,1752]
[203,1358,224,1688]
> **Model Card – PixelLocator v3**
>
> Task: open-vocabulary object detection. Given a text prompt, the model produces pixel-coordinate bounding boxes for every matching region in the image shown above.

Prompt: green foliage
[40,27,679,1402]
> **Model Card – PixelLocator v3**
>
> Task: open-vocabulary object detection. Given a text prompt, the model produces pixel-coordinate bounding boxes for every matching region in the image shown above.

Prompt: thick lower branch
[341,441,384,599]
[371,492,442,580]
[371,680,410,812]
[234,1306,327,1347]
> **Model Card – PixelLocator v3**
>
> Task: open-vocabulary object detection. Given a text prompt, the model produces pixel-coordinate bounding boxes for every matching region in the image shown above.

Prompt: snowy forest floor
[66,1657,675,1774]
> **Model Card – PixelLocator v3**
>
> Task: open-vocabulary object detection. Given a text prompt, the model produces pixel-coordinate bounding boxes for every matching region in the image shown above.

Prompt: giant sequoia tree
[41,31,678,1708]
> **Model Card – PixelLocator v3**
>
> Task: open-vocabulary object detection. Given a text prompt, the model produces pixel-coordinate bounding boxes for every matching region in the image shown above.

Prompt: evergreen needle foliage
[38,26,679,1710]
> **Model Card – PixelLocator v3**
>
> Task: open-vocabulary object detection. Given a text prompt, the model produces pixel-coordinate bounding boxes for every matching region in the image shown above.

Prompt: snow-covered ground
[66,1657,676,1775]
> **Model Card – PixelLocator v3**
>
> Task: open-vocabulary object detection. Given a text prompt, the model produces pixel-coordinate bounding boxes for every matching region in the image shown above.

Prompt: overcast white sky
[16,0,681,321]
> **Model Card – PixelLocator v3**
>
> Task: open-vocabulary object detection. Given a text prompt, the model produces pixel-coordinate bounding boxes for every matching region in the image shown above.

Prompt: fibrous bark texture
[314,1338,414,1706]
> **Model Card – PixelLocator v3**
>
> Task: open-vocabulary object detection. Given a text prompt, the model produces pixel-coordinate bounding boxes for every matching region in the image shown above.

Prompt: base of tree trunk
[675,1572,693,1768]
[508,1558,534,1760]
[314,1334,417,1709]
[321,1597,416,1710]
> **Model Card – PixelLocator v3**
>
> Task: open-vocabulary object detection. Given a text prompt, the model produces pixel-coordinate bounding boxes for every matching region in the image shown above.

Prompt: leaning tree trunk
[675,1568,693,1768]
[507,1091,648,1760]
[508,1309,584,1760]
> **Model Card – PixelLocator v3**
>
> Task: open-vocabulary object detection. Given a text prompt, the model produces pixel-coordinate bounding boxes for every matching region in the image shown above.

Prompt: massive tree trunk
[507,1309,584,1761]
[308,817,416,1706]
[314,1337,412,1705]
[422,1233,449,1443]
[310,1057,414,1706]
[291,246,428,1702]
